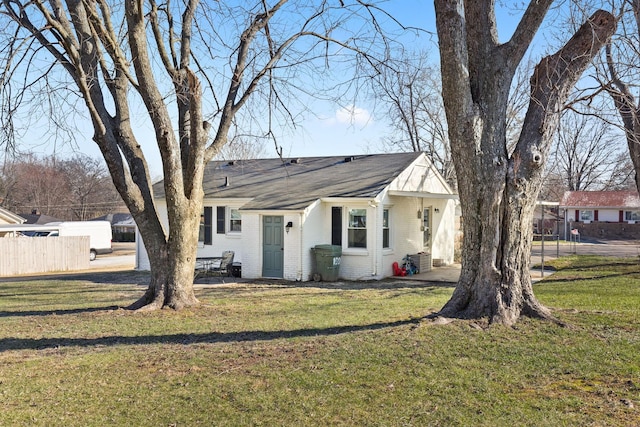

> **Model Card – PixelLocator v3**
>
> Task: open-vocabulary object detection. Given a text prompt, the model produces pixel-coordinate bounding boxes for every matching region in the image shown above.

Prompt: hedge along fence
[0,236,89,276]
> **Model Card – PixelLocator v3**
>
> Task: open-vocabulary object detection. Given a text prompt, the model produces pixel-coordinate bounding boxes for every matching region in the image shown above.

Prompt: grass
[0,258,639,426]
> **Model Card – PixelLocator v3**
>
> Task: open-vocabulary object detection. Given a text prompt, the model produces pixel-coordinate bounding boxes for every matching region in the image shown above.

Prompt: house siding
[383,196,422,277]
[302,204,324,280]
[431,199,456,264]
[239,214,261,279]
[320,202,378,281]
[597,209,619,222]
[282,213,302,281]
[136,153,457,281]
[237,212,305,281]
[379,195,456,277]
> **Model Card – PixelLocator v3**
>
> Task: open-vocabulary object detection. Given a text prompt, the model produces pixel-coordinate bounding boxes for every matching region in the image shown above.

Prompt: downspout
[298,212,304,281]
[369,200,378,277]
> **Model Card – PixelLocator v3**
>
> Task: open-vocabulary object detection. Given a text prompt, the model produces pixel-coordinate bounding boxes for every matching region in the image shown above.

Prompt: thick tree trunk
[128,203,201,311]
[440,176,551,324]
[434,3,616,325]
[128,249,200,311]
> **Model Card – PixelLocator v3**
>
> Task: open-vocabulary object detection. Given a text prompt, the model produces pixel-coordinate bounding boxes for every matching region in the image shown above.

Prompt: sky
[9,1,563,179]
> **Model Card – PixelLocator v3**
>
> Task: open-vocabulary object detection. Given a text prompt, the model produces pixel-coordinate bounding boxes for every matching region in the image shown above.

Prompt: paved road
[90,253,135,270]
[89,242,136,271]
[531,239,640,264]
[412,239,640,284]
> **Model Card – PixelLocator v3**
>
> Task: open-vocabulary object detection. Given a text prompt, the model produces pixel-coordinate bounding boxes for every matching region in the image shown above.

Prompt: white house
[0,207,25,226]
[560,190,640,239]
[0,207,25,237]
[136,152,457,281]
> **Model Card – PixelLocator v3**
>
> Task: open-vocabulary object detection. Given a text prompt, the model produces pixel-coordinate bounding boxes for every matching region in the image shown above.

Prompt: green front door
[262,216,284,278]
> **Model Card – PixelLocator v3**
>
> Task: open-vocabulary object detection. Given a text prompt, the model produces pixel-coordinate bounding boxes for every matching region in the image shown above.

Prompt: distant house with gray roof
[136,152,457,281]
[93,212,136,242]
[19,211,63,225]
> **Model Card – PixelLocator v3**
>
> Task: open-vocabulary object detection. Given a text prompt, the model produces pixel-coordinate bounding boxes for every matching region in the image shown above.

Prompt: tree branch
[503,0,554,66]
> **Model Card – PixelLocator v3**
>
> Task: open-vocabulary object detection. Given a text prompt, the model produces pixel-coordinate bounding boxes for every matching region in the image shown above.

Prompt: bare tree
[434,2,616,325]
[214,135,267,161]
[0,153,122,219]
[373,51,455,184]
[0,1,390,310]
[59,154,123,220]
[0,153,68,218]
[547,109,627,193]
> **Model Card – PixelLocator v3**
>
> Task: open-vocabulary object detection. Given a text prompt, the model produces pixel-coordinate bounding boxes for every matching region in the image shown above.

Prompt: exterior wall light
[285,221,293,233]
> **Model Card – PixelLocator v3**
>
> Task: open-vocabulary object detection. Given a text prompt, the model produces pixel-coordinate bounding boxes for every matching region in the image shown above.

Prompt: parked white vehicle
[45,221,113,261]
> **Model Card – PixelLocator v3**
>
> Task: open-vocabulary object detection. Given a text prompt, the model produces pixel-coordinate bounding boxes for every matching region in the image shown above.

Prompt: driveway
[531,239,640,263]
[89,242,136,271]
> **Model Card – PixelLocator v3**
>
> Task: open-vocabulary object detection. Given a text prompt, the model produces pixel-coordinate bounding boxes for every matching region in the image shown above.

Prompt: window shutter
[575,210,579,221]
[619,210,624,223]
[594,210,599,221]
[204,207,212,245]
[331,207,342,246]
[217,206,226,234]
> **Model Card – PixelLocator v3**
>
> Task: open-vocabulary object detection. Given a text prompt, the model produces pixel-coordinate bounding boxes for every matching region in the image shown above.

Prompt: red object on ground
[392,262,406,276]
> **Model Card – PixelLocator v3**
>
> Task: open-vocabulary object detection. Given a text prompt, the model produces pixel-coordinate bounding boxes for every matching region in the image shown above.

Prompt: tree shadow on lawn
[0,305,123,318]
[0,270,150,285]
[0,317,424,352]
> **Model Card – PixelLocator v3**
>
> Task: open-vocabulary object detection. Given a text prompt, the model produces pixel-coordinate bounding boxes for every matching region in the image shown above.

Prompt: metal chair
[210,251,235,276]
[195,251,235,279]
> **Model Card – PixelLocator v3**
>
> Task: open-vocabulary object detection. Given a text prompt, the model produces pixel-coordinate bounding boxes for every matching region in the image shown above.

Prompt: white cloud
[334,105,372,127]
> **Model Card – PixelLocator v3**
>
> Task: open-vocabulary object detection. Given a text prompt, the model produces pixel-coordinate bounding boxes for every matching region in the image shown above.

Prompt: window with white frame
[382,208,390,248]
[423,207,431,247]
[229,208,242,232]
[580,210,593,222]
[348,208,367,248]
[625,210,640,221]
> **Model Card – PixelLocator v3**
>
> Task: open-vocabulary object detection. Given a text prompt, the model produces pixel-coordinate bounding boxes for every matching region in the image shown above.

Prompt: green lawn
[0,257,638,426]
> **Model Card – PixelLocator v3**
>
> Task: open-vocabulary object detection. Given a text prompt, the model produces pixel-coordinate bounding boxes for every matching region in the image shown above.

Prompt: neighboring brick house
[136,152,458,281]
[560,190,640,240]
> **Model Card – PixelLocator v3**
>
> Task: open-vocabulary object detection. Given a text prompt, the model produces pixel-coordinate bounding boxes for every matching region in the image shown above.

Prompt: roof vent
[344,156,355,163]
[228,160,237,166]
[224,176,231,187]
[290,158,302,164]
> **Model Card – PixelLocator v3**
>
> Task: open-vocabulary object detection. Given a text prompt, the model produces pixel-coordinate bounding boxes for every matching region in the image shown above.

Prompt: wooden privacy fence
[0,236,89,276]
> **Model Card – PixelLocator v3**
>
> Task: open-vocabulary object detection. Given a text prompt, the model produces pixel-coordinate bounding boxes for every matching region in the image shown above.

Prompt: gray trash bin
[312,244,342,281]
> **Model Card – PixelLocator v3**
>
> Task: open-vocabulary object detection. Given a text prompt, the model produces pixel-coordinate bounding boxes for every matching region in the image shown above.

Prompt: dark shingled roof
[560,190,640,208]
[153,152,424,210]
[19,213,63,224]
[92,212,134,226]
